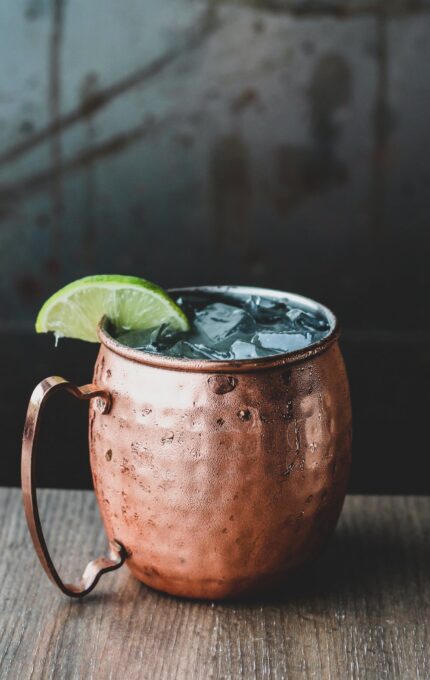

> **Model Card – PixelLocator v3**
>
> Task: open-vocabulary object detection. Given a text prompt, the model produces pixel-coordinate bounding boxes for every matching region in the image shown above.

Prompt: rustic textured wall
[1,0,429,327]
[1,0,429,491]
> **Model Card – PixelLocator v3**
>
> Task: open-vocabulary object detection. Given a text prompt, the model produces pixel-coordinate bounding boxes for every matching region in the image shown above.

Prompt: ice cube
[116,327,158,349]
[116,323,179,351]
[253,331,311,353]
[245,295,289,324]
[169,340,229,360]
[230,340,273,360]
[193,303,255,347]
[286,308,329,332]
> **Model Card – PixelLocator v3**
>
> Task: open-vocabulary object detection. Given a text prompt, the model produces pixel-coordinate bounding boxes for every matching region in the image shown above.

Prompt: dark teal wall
[1,0,429,330]
[1,0,429,491]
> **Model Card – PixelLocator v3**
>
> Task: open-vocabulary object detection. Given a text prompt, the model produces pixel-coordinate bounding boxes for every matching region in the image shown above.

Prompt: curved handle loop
[21,376,127,598]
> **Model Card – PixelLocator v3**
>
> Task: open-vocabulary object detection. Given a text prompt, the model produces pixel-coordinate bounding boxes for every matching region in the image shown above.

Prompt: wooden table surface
[0,489,428,680]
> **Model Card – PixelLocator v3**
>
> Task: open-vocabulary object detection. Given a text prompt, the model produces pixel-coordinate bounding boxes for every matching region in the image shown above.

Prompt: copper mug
[22,286,352,599]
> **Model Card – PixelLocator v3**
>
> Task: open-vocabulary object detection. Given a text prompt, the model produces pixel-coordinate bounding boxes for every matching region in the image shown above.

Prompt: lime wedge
[35,275,190,343]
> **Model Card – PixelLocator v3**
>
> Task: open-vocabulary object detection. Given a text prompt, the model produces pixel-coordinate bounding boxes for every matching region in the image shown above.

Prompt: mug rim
[98,285,340,373]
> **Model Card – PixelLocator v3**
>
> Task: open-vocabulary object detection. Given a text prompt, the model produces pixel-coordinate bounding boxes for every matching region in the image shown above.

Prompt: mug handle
[21,376,127,598]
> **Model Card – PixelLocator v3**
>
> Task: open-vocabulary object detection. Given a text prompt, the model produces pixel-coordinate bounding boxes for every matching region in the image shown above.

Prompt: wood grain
[0,490,428,680]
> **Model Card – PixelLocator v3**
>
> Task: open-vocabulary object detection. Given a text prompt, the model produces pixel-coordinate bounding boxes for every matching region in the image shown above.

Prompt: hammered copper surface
[90,327,352,600]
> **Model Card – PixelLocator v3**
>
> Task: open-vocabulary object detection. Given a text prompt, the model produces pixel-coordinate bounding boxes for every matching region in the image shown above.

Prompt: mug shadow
[238,522,430,607]
[55,514,430,611]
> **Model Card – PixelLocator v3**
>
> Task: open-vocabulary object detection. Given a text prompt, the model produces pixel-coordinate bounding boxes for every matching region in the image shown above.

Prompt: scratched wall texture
[1,0,429,491]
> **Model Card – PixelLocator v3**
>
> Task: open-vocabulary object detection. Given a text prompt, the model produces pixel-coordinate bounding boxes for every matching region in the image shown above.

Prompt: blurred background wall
[0,0,429,492]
